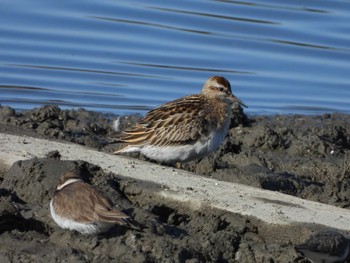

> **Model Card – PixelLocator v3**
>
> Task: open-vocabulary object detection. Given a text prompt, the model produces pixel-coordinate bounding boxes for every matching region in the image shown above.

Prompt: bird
[295,229,350,263]
[50,170,132,235]
[114,76,246,163]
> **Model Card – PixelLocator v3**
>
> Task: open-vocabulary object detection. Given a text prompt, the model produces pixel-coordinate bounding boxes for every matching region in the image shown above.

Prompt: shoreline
[1,104,350,262]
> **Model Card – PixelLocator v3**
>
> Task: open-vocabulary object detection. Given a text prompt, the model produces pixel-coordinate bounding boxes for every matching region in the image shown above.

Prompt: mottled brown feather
[118,94,227,148]
[52,182,129,225]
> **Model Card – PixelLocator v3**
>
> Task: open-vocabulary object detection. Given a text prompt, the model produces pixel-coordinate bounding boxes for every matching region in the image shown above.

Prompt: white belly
[50,200,113,234]
[141,126,229,163]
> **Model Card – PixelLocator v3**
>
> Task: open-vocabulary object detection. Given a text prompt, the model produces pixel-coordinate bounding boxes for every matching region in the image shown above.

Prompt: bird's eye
[219,87,224,92]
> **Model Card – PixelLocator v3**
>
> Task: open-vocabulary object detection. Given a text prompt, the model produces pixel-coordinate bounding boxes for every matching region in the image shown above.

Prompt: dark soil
[1,104,350,262]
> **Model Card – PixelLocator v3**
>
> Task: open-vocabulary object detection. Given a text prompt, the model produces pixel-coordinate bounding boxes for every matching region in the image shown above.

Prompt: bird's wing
[92,188,130,224]
[118,95,212,147]
[53,183,129,224]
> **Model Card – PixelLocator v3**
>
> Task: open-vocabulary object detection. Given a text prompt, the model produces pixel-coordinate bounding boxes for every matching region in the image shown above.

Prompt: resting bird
[114,76,246,163]
[50,170,133,234]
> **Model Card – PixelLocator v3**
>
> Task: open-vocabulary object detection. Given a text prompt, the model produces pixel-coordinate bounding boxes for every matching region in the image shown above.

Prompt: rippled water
[1,0,350,115]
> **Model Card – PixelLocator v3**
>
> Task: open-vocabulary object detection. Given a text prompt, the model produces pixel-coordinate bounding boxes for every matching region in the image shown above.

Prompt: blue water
[0,0,349,116]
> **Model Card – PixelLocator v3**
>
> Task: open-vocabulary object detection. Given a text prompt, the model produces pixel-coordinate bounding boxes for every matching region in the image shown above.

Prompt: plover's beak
[230,95,248,108]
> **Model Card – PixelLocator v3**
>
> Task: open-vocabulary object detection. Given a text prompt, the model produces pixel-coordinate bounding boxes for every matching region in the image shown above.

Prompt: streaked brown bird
[114,76,246,163]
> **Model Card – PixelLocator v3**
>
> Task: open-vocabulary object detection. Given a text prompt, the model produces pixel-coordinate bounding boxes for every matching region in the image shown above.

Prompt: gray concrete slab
[1,132,349,230]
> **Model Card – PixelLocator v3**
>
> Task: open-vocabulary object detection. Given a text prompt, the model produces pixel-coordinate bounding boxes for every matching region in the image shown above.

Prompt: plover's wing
[92,188,130,224]
[116,95,209,148]
[53,182,128,224]
[52,183,96,223]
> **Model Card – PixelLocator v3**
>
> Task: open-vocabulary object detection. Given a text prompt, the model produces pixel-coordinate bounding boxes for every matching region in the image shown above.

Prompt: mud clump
[183,114,350,208]
[1,105,350,262]
[0,105,140,149]
[0,157,304,262]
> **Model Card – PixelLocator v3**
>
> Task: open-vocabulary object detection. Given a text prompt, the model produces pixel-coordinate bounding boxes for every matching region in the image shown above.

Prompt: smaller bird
[295,230,350,263]
[50,170,132,234]
[114,76,246,163]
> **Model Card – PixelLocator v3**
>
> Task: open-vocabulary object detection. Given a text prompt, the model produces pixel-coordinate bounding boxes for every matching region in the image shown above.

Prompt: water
[1,0,349,116]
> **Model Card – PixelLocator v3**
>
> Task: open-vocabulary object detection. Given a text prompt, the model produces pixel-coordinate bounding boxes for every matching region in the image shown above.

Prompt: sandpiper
[114,76,246,163]
[50,170,131,234]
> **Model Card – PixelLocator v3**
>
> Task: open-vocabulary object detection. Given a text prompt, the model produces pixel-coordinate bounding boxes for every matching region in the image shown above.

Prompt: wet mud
[0,105,350,262]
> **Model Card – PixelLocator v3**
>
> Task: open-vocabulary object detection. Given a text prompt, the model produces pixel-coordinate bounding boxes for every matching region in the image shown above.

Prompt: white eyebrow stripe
[57,178,82,190]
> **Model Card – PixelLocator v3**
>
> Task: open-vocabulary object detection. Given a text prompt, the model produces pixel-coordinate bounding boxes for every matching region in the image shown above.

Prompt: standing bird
[295,230,350,263]
[50,170,131,235]
[114,76,246,163]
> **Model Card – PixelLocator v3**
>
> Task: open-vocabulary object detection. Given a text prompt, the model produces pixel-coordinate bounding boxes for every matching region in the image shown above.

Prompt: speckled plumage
[114,76,246,163]
[50,171,130,234]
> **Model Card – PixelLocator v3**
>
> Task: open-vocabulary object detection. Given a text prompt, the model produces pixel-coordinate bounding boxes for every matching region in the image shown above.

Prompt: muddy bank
[0,156,322,263]
[0,105,350,262]
[1,105,349,208]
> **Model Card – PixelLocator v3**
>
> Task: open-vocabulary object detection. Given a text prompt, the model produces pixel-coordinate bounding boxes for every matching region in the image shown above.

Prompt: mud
[0,104,350,262]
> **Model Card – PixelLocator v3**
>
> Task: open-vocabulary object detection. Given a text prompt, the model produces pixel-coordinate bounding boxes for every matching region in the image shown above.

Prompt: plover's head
[57,170,83,190]
[201,76,247,107]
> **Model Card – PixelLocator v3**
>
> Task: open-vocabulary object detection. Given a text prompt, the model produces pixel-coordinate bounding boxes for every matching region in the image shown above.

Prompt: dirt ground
[0,104,350,262]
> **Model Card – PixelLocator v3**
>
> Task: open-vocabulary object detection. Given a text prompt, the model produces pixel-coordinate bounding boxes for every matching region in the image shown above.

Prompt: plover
[50,170,131,234]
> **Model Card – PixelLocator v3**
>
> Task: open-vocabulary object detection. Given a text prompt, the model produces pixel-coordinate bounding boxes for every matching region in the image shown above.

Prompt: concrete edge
[1,132,350,231]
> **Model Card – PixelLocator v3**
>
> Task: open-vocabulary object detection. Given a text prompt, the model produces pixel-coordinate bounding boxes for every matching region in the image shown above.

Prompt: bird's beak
[230,95,247,108]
